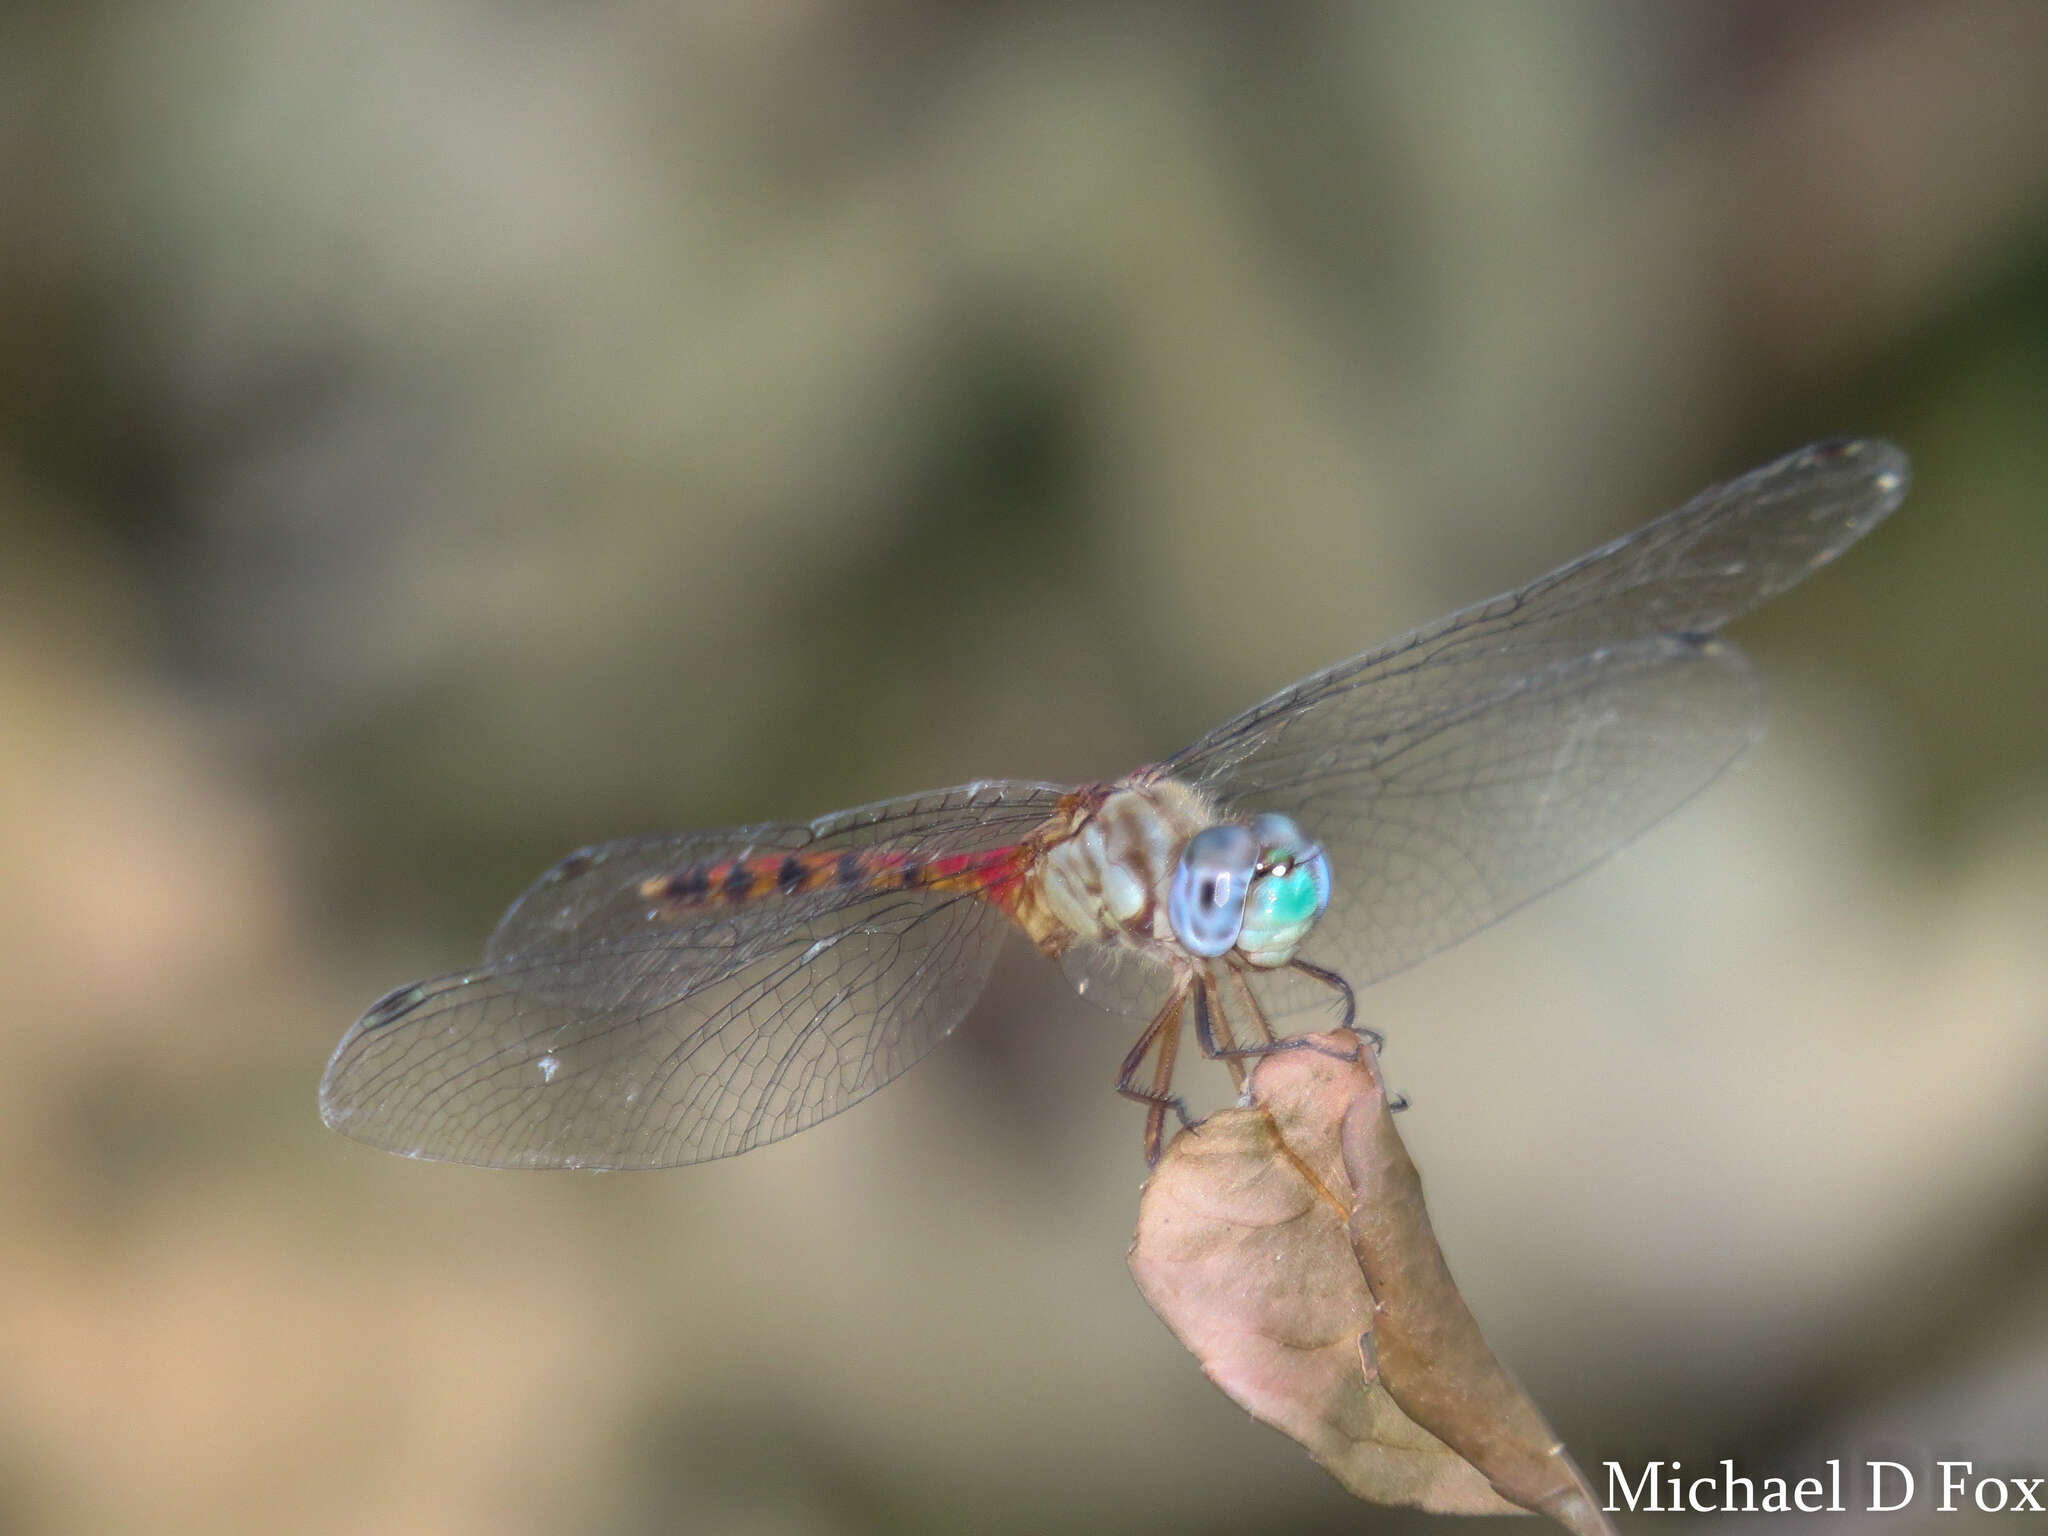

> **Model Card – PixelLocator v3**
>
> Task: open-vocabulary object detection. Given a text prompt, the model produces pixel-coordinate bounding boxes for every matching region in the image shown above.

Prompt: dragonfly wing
[1058,937,1178,1021]
[1167,437,1907,989]
[1254,634,1756,990]
[321,780,1068,1169]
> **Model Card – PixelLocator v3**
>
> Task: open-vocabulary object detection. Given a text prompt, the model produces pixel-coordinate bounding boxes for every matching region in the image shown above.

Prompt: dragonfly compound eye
[1237,816,1332,968]
[1167,824,1259,958]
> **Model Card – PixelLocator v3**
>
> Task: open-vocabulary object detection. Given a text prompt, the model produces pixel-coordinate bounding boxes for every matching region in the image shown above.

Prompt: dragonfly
[321,437,1909,1170]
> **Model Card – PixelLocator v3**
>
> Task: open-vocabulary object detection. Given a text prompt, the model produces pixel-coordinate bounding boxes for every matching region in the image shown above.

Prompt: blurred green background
[2,4,2045,1533]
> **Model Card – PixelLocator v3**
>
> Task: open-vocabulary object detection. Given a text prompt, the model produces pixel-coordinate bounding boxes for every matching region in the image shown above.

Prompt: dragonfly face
[320,437,1910,1171]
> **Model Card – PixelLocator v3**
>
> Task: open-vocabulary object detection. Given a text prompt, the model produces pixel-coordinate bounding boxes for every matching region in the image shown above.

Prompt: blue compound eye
[1237,814,1332,967]
[1168,824,1258,958]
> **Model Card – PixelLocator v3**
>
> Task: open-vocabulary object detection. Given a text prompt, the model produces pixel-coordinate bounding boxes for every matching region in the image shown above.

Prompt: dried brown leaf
[1129,1030,1614,1535]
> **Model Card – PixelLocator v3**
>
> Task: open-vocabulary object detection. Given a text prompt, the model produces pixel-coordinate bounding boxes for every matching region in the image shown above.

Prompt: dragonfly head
[1167,813,1330,966]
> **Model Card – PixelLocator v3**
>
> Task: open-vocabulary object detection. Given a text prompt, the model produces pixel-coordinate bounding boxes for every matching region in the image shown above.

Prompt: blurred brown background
[2,3,2045,1533]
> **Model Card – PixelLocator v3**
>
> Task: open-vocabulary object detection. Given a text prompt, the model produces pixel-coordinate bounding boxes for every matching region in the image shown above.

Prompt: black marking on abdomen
[644,867,707,903]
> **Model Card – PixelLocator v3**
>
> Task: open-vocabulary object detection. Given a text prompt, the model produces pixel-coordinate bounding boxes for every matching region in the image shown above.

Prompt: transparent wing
[1167,437,1909,989]
[1261,633,1757,989]
[320,780,1068,1169]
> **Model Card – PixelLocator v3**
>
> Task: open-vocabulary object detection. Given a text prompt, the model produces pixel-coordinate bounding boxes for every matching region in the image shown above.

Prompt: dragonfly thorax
[1016,775,1330,972]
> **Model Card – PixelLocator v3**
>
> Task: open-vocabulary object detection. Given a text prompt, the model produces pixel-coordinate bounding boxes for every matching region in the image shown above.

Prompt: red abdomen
[638,844,1030,912]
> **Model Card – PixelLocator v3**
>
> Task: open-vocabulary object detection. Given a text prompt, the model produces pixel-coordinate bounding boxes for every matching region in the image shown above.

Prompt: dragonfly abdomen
[638,844,1028,912]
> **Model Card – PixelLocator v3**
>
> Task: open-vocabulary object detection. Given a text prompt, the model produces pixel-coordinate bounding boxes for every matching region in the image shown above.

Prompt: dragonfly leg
[1193,965,1354,1069]
[1190,979,1252,1092]
[1116,976,1195,1164]
[1286,957,1380,1049]
[1194,972,1287,1060]
[1147,1001,1187,1160]
[1279,958,1407,1110]
[1201,975,1347,1089]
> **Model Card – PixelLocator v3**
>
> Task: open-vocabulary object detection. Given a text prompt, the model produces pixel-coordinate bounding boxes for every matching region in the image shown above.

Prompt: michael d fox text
[1604,1459,2044,1516]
